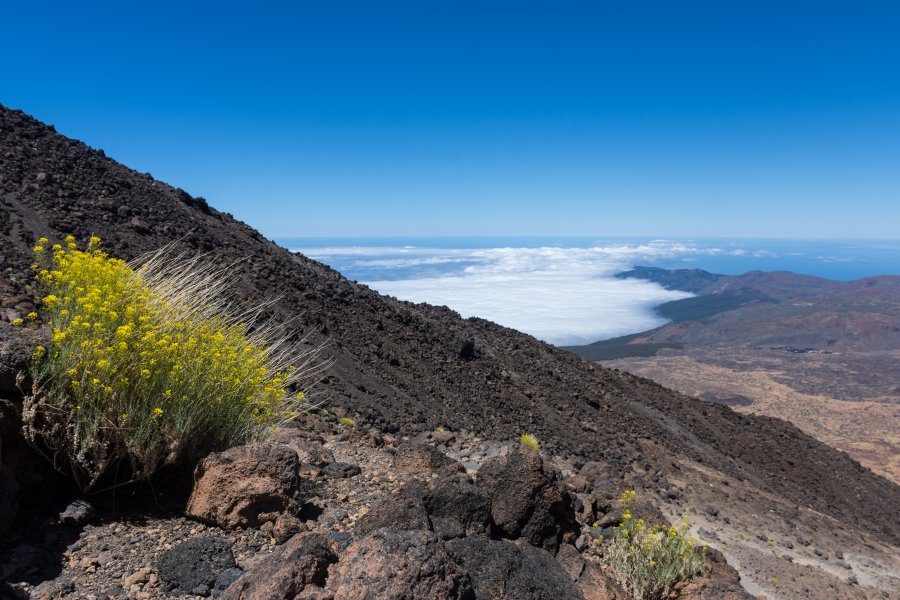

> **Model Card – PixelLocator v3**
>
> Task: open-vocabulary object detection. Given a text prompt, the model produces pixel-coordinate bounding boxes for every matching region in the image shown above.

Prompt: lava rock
[220,533,337,600]
[476,449,579,552]
[157,536,236,596]
[186,442,308,529]
[321,462,361,479]
[424,473,492,539]
[328,528,474,599]
[59,499,94,526]
[445,536,583,599]
[355,490,432,536]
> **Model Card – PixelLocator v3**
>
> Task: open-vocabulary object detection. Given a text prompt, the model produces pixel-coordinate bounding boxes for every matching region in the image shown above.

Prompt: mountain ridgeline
[1,105,898,546]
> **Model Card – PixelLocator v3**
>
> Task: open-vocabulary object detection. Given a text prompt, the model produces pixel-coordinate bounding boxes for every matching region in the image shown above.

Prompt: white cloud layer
[298,242,712,345]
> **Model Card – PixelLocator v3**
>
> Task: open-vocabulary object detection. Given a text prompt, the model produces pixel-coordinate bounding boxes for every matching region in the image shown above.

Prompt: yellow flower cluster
[27,236,311,488]
[607,490,707,600]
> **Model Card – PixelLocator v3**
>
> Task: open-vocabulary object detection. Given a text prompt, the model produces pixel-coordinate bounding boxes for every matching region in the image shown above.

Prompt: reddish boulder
[329,528,474,600]
[186,442,307,529]
[220,533,338,600]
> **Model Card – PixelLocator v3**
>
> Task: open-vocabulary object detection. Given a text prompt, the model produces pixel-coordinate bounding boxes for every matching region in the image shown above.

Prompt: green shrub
[24,236,325,491]
[338,417,355,426]
[607,490,707,600]
[519,433,540,452]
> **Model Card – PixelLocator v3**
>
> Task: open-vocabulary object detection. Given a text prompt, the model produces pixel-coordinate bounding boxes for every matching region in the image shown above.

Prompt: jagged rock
[270,428,335,467]
[220,533,338,600]
[393,442,457,475]
[59,499,94,526]
[423,473,492,539]
[445,536,584,599]
[0,465,18,536]
[321,462,361,479]
[355,489,432,536]
[186,442,307,530]
[556,543,585,581]
[157,536,236,596]
[328,528,474,600]
[476,449,579,552]
[576,562,628,600]
[273,513,307,544]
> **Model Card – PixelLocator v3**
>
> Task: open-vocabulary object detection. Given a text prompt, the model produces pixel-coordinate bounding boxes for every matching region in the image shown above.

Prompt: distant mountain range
[566,265,900,484]
[567,266,900,360]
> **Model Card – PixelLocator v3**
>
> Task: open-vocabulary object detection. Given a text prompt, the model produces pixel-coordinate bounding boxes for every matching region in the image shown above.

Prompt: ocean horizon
[278,237,900,345]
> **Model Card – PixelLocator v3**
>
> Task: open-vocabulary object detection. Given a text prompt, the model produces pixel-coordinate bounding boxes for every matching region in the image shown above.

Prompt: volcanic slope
[1,104,898,547]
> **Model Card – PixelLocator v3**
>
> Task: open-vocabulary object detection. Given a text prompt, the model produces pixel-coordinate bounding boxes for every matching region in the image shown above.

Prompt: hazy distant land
[566,266,900,483]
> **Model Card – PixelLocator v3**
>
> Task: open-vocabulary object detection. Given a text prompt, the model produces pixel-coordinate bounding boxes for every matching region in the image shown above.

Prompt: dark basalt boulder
[445,536,585,600]
[156,536,236,596]
[476,449,579,552]
[0,465,18,536]
[424,473,493,540]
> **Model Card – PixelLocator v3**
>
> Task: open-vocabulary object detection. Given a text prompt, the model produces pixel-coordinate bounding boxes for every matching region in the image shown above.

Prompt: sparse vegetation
[607,490,707,600]
[519,433,540,452]
[24,237,324,491]
[339,417,355,426]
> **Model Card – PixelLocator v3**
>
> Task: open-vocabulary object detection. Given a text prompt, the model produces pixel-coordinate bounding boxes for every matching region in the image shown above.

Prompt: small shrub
[519,433,540,452]
[607,490,707,600]
[339,417,355,426]
[24,237,325,491]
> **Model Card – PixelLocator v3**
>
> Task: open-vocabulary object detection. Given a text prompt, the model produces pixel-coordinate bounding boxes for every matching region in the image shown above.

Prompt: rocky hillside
[1,103,898,578]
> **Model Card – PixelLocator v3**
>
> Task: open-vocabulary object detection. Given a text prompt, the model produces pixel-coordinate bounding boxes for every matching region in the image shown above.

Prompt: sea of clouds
[291,240,763,346]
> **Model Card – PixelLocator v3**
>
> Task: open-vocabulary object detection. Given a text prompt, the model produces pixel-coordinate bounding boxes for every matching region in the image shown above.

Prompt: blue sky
[2,1,899,238]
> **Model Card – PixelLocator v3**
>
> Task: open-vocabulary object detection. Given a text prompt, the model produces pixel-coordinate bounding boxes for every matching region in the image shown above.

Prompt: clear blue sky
[2,1,898,238]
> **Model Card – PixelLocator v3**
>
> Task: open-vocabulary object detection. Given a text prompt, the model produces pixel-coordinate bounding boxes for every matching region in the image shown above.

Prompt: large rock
[328,528,474,600]
[221,533,338,600]
[445,536,585,600]
[156,536,236,596]
[186,442,307,529]
[476,449,579,552]
[423,473,492,539]
[355,488,432,536]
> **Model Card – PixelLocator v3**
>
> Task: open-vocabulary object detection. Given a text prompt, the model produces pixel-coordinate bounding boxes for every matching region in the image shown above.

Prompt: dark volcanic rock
[477,449,579,552]
[355,489,432,536]
[157,536,236,596]
[1,104,898,545]
[445,536,584,600]
[220,533,337,600]
[186,442,307,530]
[424,473,493,540]
[328,528,474,600]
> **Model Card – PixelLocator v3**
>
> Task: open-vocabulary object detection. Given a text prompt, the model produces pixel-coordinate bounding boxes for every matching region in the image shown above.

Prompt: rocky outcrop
[393,442,458,475]
[477,449,579,552]
[329,528,474,600]
[186,442,308,530]
[220,533,338,600]
[423,473,492,540]
[445,536,585,600]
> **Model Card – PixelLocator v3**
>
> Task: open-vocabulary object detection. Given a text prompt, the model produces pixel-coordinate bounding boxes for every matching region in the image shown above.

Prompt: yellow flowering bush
[24,236,324,491]
[607,490,707,600]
